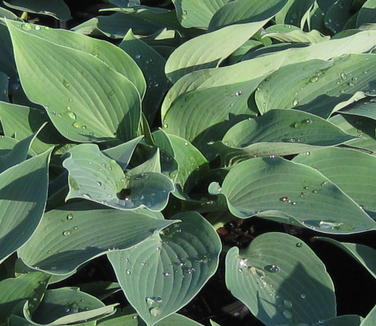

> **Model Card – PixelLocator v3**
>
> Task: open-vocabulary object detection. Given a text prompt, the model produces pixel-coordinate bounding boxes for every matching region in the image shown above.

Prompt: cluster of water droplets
[62,213,79,237]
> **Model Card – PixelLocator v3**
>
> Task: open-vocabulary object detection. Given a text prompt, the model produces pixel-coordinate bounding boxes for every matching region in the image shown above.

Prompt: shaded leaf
[357,0,376,27]
[225,232,336,325]
[0,149,51,262]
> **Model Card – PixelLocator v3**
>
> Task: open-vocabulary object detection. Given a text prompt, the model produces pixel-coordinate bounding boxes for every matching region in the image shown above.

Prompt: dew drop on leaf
[66,213,73,220]
[300,293,306,299]
[280,196,289,202]
[62,230,71,236]
[264,264,280,273]
[296,242,302,248]
[293,99,299,106]
[235,90,242,96]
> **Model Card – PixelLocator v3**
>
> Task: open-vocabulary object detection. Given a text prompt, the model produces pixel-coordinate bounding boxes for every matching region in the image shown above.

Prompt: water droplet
[82,193,91,199]
[283,299,293,308]
[292,122,300,128]
[73,226,79,230]
[126,269,131,275]
[67,111,76,120]
[312,189,318,194]
[293,99,299,106]
[303,119,312,124]
[163,123,168,128]
[235,90,242,96]
[269,154,276,159]
[310,76,319,83]
[96,181,102,186]
[300,293,306,299]
[319,221,343,230]
[62,230,71,236]
[303,186,309,190]
[150,307,161,317]
[296,242,302,248]
[280,197,289,202]
[283,310,293,319]
[66,213,73,220]
[239,258,249,269]
[290,201,296,205]
[135,54,141,59]
[72,121,83,128]
[186,267,195,274]
[340,72,347,80]
[163,272,171,277]
[264,264,280,273]
[62,80,70,89]
[184,141,188,146]
[300,192,305,198]
[35,25,41,30]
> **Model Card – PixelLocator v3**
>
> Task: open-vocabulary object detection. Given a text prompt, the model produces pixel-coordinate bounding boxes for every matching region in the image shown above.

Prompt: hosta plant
[0,0,375,325]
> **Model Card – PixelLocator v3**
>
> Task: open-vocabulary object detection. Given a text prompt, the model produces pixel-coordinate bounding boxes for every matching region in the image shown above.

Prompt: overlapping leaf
[225,232,336,325]
[108,211,221,326]
[255,54,376,118]
[0,149,51,262]
[63,144,174,211]
[18,201,174,274]
[213,109,353,164]
[213,157,376,234]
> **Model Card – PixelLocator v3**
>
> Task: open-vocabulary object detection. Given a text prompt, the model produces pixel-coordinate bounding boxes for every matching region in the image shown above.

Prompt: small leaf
[225,232,336,325]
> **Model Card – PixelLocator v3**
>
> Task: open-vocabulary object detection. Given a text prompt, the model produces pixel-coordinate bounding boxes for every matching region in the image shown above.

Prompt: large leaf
[18,201,175,274]
[225,232,336,325]
[0,149,51,262]
[340,97,376,121]
[120,30,169,123]
[162,78,261,158]
[209,0,288,29]
[6,20,142,142]
[0,272,49,322]
[166,0,289,83]
[315,237,376,279]
[162,30,376,119]
[0,23,16,78]
[63,144,174,211]
[108,211,222,326]
[172,0,229,28]
[293,147,376,217]
[213,109,353,164]
[0,101,62,154]
[255,54,376,118]
[25,288,116,325]
[214,157,376,234]
[3,0,71,21]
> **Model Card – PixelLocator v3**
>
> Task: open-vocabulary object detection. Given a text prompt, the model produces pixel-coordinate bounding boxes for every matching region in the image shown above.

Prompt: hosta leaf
[3,0,71,21]
[63,144,174,211]
[324,0,353,33]
[361,305,376,326]
[98,312,204,326]
[357,0,376,27]
[172,0,229,28]
[329,114,376,153]
[225,232,336,325]
[120,30,169,123]
[315,237,376,278]
[162,78,261,158]
[25,288,116,325]
[166,0,288,83]
[18,201,175,274]
[153,130,209,190]
[0,134,35,172]
[210,321,221,326]
[102,136,143,169]
[275,0,315,26]
[108,211,221,326]
[214,157,376,234]
[319,315,362,326]
[340,97,376,120]
[293,147,376,217]
[209,0,288,29]
[0,101,63,154]
[255,54,376,118]
[6,20,142,142]
[0,23,17,78]
[263,27,329,43]
[0,272,49,322]
[162,30,376,119]
[0,149,51,262]
[213,109,353,164]
[8,315,96,326]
